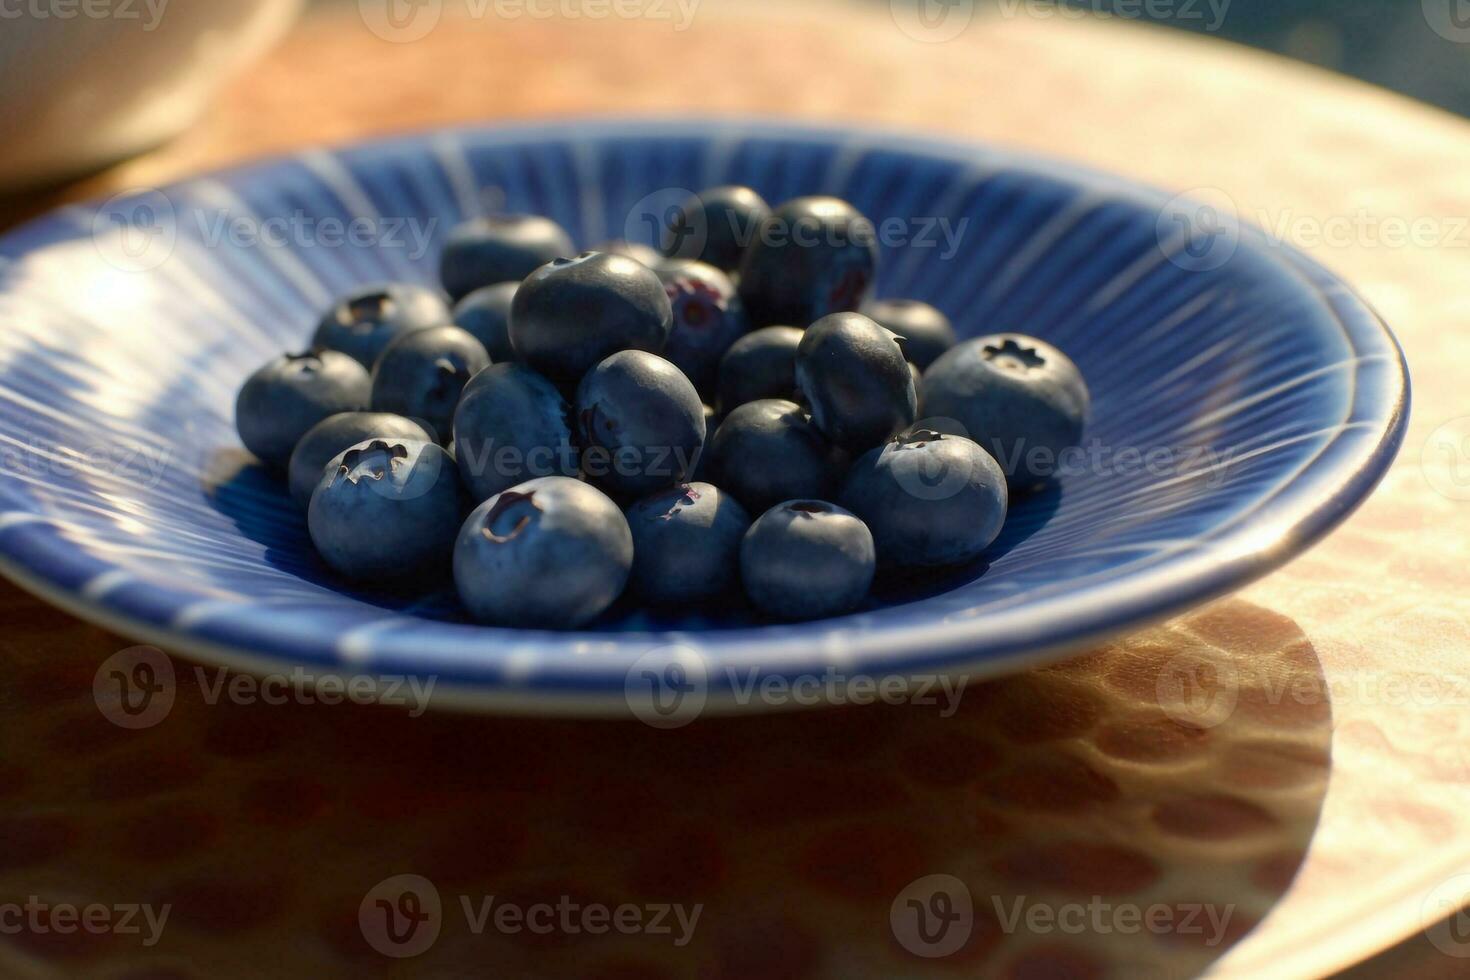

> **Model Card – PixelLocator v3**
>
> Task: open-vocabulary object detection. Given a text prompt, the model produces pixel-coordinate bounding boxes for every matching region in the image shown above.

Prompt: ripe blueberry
[625,482,751,604]
[312,283,451,369]
[439,214,575,302]
[236,350,370,468]
[288,412,433,507]
[738,196,877,327]
[863,298,957,370]
[707,398,843,514]
[370,325,490,442]
[740,500,875,620]
[453,362,579,502]
[796,312,916,453]
[576,350,705,497]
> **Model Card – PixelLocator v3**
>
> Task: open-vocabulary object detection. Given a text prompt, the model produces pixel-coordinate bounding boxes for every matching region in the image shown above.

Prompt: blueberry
[453,476,633,628]
[312,283,451,369]
[706,399,842,514]
[307,438,464,583]
[796,312,916,453]
[235,350,370,468]
[919,334,1089,490]
[510,252,673,381]
[737,196,878,327]
[592,239,663,268]
[369,325,490,442]
[625,482,751,604]
[439,215,575,302]
[863,299,957,370]
[288,412,433,507]
[740,501,875,621]
[453,362,579,502]
[656,259,749,399]
[452,282,519,362]
[662,185,771,272]
[576,350,705,497]
[839,429,1008,568]
[716,325,803,412]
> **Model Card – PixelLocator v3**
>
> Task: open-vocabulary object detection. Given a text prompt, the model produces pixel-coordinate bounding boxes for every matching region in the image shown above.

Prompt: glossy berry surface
[716,325,803,412]
[591,239,663,268]
[307,439,463,583]
[839,428,1008,568]
[863,298,957,370]
[510,252,673,381]
[452,281,519,362]
[369,325,490,442]
[235,350,370,468]
[311,283,451,369]
[288,412,433,507]
[662,185,771,271]
[453,362,579,503]
[453,476,633,628]
[657,259,749,399]
[740,500,875,621]
[707,399,842,514]
[796,312,917,453]
[576,350,705,497]
[625,482,751,604]
[737,196,878,328]
[920,333,1090,491]
[439,215,575,302]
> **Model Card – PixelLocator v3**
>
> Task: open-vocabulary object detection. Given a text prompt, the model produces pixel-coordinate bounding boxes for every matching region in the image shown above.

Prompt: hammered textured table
[1,3,1467,977]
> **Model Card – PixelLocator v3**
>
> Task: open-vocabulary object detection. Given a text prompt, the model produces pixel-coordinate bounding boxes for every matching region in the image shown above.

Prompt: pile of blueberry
[235,188,1089,626]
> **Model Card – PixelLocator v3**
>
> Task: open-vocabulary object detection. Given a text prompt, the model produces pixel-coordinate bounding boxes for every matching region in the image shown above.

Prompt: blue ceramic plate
[0,120,1408,714]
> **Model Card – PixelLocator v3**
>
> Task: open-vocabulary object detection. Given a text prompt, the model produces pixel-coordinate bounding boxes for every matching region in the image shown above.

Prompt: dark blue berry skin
[839,429,1008,568]
[453,476,633,628]
[863,299,958,370]
[369,325,490,443]
[740,500,875,621]
[439,215,575,302]
[576,350,705,498]
[662,185,771,272]
[452,282,519,362]
[656,259,749,400]
[919,334,1089,491]
[737,196,878,328]
[625,482,751,604]
[311,283,451,369]
[236,350,370,468]
[716,325,803,413]
[307,438,464,583]
[510,252,673,381]
[796,312,917,453]
[288,412,433,507]
[453,362,579,503]
[592,239,663,268]
[707,399,842,514]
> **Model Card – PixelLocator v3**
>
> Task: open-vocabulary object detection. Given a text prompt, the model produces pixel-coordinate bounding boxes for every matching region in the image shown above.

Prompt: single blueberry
[863,298,957,370]
[591,239,663,268]
[716,325,803,413]
[452,281,519,362]
[576,350,705,498]
[370,325,490,442]
[737,196,878,327]
[706,399,842,514]
[625,482,751,604]
[510,252,673,381]
[740,500,875,621]
[235,350,370,468]
[288,412,434,507]
[839,428,1008,568]
[656,259,749,400]
[311,283,451,370]
[662,185,772,272]
[439,214,575,302]
[453,362,580,502]
[453,476,633,628]
[919,334,1089,491]
[796,312,917,453]
[307,438,464,584]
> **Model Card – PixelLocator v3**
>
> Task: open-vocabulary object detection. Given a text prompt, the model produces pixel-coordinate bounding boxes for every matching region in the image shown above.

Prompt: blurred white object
[0,0,303,189]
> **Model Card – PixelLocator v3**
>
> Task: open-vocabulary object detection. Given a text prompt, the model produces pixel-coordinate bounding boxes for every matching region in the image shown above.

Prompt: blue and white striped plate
[0,120,1408,714]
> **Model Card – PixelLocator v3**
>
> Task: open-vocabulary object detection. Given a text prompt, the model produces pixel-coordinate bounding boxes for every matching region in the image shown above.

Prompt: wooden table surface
[2,2,1468,977]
